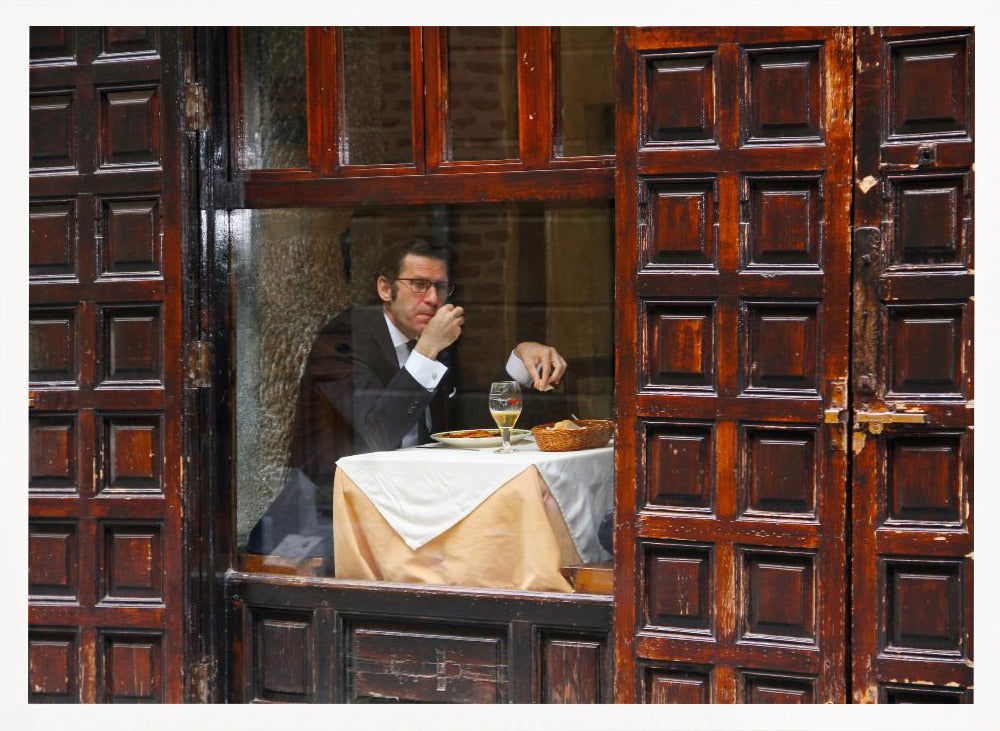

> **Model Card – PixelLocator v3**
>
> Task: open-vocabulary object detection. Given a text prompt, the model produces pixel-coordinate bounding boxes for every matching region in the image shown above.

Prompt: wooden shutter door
[851,26,974,703]
[28,27,185,702]
[614,27,853,703]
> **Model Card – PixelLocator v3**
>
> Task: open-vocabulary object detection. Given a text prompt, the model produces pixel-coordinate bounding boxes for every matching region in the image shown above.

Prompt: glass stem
[501,426,511,451]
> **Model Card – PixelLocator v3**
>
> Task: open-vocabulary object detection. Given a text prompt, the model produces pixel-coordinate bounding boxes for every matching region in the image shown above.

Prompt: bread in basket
[531,419,614,452]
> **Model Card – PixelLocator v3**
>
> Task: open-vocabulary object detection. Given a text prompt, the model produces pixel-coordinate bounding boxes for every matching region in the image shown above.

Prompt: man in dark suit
[247,237,568,558]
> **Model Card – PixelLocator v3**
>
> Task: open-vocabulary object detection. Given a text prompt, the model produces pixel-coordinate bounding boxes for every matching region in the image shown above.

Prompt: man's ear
[376,276,393,304]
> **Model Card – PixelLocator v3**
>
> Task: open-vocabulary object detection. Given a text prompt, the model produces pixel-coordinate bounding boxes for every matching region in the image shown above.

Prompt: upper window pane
[341,27,413,166]
[557,27,615,157]
[447,27,519,161]
[240,27,308,169]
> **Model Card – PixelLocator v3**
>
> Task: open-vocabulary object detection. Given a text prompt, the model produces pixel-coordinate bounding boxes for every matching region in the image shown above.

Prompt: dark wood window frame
[227,26,615,208]
[199,25,623,702]
[217,28,619,574]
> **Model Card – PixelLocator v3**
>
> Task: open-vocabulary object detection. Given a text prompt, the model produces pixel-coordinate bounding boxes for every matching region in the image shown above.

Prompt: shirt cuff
[405,350,449,391]
[505,350,535,387]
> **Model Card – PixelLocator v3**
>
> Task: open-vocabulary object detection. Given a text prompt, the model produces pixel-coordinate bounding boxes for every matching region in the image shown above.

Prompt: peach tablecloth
[333,465,584,592]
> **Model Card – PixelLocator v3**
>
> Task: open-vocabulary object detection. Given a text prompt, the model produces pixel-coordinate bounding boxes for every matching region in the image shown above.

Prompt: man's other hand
[415,304,464,360]
[513,341,567,391]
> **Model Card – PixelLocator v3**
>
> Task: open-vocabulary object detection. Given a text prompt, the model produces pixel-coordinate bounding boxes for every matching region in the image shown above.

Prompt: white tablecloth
[336,440,613,563]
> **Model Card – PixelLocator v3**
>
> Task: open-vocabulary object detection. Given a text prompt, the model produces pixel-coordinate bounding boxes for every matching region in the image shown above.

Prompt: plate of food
[430,428,531,449]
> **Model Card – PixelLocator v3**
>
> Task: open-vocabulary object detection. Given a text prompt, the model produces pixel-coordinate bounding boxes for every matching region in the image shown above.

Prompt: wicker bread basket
[531,419,614,452]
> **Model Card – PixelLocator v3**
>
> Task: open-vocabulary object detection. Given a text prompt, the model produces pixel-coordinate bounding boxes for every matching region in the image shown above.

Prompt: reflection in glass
[233,203,614,584]
[447,27,519,161]
[342,27,413,166]
[557,27,615,157]
[240,27,309,169]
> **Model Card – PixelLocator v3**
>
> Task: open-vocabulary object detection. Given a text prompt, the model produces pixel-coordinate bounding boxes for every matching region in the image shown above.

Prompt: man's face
[377,254,449,340]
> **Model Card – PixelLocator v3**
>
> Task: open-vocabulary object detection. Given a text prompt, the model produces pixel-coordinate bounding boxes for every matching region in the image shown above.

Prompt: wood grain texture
[617,27,853,703]
[227,575,612,703]
[28,26,185,703]
[851,26,974,703]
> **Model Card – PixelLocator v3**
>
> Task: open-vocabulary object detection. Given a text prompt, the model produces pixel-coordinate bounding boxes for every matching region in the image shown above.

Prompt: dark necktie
[405,339,431,442]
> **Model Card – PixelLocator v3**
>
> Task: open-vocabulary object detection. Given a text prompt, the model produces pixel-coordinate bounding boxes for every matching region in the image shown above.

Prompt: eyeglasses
[396,278,455,297]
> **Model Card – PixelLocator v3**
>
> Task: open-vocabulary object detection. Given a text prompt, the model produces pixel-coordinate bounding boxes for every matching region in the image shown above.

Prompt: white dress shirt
[383,313,535,447]
[384,313,446,447]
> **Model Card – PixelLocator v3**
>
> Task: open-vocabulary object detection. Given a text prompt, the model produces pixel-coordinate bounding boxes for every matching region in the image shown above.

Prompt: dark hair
[375,237,449,286]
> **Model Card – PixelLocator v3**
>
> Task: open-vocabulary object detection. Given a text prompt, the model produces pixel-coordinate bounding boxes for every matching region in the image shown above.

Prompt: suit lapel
[357,305,455,436]
[355,306,401,383]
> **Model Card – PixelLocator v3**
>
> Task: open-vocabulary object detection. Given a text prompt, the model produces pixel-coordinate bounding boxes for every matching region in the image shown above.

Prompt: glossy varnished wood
[226,574,613,704]
[229,26,612,194]
[850,26,974,703]
[243,166,613,207]
[29,26,186,703]
[612,26,641,704]
[615,27,853,703]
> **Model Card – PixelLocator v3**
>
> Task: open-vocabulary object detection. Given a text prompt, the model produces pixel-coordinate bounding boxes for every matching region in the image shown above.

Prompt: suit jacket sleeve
[311,310,447,453]
[344,357,439,452]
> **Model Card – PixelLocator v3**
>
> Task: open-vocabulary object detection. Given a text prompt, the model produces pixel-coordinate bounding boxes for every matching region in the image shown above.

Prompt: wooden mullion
[516,27,531,166]
[517,27,552,170]
[423,27,446,172]
[79,626,97,703]
[612,24,639,705]
[508,620,534,702]
[410,27,426,175]
[226,27,246,175]
[305,27,328,176]
[537,27,555,166]
[307,26,337,177]
[819,27,854,704]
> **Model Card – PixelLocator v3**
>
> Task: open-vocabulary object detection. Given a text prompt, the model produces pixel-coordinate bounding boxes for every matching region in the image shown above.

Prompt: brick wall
[447,26,518,161]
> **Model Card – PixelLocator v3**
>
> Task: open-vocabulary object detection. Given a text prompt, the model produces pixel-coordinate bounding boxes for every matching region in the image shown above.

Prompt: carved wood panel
[349,623,508,703]
[28,27,184,703]
[615,27,853,703]
[539,633,605,703]
[642,663,712,703]
[851,27,974,703]
[29,629,80,702]
[229,577,612,704]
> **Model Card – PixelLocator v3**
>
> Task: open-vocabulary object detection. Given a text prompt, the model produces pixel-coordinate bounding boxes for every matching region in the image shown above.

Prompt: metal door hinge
[184,82,207,131]
[185,340,212,388]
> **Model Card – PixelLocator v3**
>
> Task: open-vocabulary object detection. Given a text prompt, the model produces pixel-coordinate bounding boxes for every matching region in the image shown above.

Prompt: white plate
[430,428,531,449]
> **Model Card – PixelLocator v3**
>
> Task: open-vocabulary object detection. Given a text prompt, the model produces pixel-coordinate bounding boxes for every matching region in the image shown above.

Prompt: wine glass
[488,381,522,454]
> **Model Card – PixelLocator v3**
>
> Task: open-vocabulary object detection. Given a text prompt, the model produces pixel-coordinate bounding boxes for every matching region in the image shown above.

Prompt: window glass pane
[240,27,308,169]
[557,27,615,157]
[234,203,614,588]
[447,27,519,161]
[342,27,413,166]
